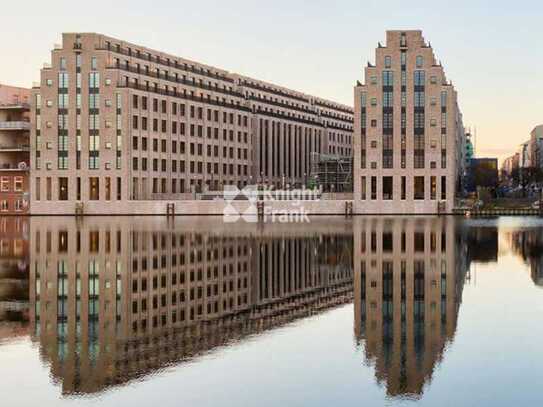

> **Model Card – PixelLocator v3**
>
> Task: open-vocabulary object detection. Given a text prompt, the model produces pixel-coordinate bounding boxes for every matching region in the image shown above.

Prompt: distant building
[500,155,515,180]
[468,158,498,191]
[519,140,531,169]
[530,125,543,169]
[0,84,31,214]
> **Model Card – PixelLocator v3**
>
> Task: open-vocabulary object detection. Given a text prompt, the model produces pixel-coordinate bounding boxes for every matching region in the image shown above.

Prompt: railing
[97,45,235,83]
[0,103,30,110]
[0,121,30,130]
[108,63,245,99]
[116,80,252,112]
[0,162,30,170]
[0,144,30,151]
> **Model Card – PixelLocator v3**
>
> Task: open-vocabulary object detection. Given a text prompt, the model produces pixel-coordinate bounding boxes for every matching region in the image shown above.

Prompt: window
[414,92,425,107]
[384,56,391,68]
[371,177,377,200]
[401,176,406,200]
[414,70,425,86]
[361,177,366,200]
[105,177,111,201]
[58,177,68,200]
[416,55,423,68]
[441,91,447,106]
[430,176,437,200]
[441,176,447,200]
[414,176,425,200]
[0,200,8,212]
[383,177,393,200]
[0,177,9,192]
[382,71,393,86]
[89,177,99,200]
[383,92,393,107]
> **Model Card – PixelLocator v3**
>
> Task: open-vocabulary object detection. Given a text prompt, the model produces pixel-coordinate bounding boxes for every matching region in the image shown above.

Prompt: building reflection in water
[0,217,29,341]
[353,217,469,399]
[507,228,543,286]
[463,224,499,264]
[28,217,353,395]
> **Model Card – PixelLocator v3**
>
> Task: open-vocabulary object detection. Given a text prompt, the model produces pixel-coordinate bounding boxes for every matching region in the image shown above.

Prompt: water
[1,216,543,406]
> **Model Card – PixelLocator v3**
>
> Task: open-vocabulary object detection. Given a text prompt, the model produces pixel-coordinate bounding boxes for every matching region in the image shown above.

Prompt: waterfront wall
[29,199,451,215]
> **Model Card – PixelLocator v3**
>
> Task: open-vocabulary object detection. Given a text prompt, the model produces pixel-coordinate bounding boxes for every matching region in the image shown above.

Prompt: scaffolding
[311,153,353,192]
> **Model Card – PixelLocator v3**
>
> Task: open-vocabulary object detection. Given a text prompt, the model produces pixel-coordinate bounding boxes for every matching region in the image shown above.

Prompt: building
[353,31,466,214]
[30,33,353,214]
[519,140,531,169]
[530,125,543,170]
[467,158,498,191]
[0,84,31,214]
[500,155,515,181]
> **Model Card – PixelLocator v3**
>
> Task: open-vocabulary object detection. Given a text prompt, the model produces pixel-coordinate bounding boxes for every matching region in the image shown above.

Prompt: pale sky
[2,0,542,163]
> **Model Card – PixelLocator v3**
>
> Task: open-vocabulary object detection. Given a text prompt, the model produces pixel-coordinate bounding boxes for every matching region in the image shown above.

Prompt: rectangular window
[414,176,425,200]
[105,177,111,201]
[58,177,68,201]
[382,71,393,86]
[0,177,10,192]
[441,176,447,200]
[46,177,52,201]
[89,177,99,200]
[401,176,406,200]
[371,177,377,200]
[117,177,122,200]
[414,70,425,86]
[36,177,41,201]
[430,176,437,200]
[383,177,393,200]
[361,177,366,200]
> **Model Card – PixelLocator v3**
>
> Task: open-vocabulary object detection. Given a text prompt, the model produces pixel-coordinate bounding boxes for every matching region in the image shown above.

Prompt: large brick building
[0,84,31,214]
[353,31,466,214]
[30,33,353,214]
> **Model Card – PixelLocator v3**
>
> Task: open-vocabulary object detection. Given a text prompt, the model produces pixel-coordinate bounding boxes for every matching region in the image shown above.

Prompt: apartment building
[30,33,353,214]
[0,84,31,214]
[28,217,353,394]
[354,31,466,214]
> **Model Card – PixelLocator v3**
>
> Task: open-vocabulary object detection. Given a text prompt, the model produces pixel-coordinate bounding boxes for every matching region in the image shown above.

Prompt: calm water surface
[1,216,543,406]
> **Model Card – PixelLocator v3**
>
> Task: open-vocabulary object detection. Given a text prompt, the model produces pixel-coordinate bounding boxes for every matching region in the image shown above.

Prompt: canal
[0,216,542,406]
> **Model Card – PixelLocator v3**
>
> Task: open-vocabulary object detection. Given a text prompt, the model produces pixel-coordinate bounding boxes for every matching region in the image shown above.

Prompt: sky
[2,0,542,163]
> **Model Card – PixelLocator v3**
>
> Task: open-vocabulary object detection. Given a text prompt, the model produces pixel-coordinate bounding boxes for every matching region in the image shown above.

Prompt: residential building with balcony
[353,30,466,214]
[0,84,31,214]
[30,33,353,214]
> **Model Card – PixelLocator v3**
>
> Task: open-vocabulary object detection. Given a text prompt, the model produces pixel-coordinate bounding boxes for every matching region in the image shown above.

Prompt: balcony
[0,121,30,130]
[0,103,30,111]
[0,144,30,152]
[0,162,29,171]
